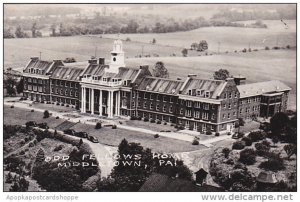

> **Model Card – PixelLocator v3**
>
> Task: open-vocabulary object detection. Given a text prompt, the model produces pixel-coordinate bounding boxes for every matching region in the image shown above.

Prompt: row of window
[135,92,175,103]
[27,84,46,93]
[239,106,261,114]
[51,97,77,105]
[222,112,237,119]
[184,110,215,120]
[240,97,261,105]
[51,80,79,88]
[133,101,174,113]
[28,68,44,74]
[223,102,237,109]
[223,91,239,99]
[27,78,46,84]
[51,87,78,97]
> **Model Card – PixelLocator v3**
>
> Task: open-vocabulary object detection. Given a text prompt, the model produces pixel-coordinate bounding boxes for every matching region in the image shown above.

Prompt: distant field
[105,20,296,52]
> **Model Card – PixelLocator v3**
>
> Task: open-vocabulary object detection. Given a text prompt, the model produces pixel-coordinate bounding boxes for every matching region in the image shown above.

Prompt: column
[107,91,111,118]
[81,87,84,112]
[81,87,86,113]
[111,91,114,117]
[99,90,103,116]
[115,91,118,117]
[88,88,91,111]
[117,91,121,116]
[91,88,94,114]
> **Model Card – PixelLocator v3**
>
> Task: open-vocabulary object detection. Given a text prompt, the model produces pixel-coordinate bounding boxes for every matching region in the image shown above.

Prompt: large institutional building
[22,39,291,134]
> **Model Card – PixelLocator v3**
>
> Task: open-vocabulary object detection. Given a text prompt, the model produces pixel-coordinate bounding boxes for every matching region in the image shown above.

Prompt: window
[65,89,68,96]
[228,113,230,119]
[60,81,64,86]
[28,78,32,83]
[156,104,160,111]
[235,92,238,98]
[223,103,226,109]
[56,80,59,85]
[246,108,250,113]
[75,92,78,97]
[188,90,193,95]
[122,100,127,107]
[233,111,236,116]
[205,91,210,98]
[202,112,209,120]
[137,92,141,98]
[180,108,184,115]
[186,101,192,107]
[247,98,251,103]
[224,93,227,99]
[51,87,54,93]
[234,102,237,107]
[211,105,215,110]
[60,89,63,95]
[133,92,136,98]
[150,103,154,110]
[149,114,153,119]
[132,101,135,107]
[228,104,231,109]
[144,93,147,99]
[186,110,192,117]
[163,96,167,102]
[65,81,68,87]
[150,94,154,100]
[239,108,243,114]
[197,89,204,96]
[211,113,215,120]
[143,102,147,109]
[163,105,167,112]
[229,93,232,99]
[169,106,173,113]
[156,95,160,101]
[122,91,127,97]
[170,97,174,103]
[138,101,141,108]
[195,102,201,108]
[56,88,59,94]
[194,111,200,118]
[223,114,226,119]
[203,103,209,110]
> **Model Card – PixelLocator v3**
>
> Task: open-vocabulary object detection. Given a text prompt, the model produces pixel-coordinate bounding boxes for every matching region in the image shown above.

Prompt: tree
[270,112,289,136]
[239,148,256,165]
[190,42,198,50]
[152,38,156,44]
[237,118,245,133]
[43,110,50,118]
[31,22,37,38]
[222,147,231,158]
[213,69,230,80]
[181,48,188,57]
[50,24,56,36]
[271,136,279,146]
[153,61,169,78]
[15,25,27,38]
[232,141,245,150]
[16,78,24,94]
[259,152,285,171]
[4,28,15,38]
[35,148,45,163]
[198,40,208,51]
[6,172,13,183]
[78,139,83,148]
[283,144,296,159]
[5,76,16,96]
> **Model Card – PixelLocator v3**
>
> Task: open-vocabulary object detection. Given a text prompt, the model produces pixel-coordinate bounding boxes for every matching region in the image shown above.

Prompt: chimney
[177,78,182,80]
[99,58,105,65]
[31,57,39,61]
[188,74,197,78]
[88,59,97,64]
[233,75,246,85]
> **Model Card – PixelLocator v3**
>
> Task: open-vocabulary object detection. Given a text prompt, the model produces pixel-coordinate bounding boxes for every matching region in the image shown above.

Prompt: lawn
[3,105,65,128]
[123,119,177,132]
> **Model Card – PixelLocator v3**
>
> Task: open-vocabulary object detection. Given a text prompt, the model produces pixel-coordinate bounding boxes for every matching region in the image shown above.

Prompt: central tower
[108,39,125,73]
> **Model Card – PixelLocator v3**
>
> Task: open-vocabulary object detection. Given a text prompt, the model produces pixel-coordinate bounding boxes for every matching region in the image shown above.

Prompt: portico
[81,85,121,118]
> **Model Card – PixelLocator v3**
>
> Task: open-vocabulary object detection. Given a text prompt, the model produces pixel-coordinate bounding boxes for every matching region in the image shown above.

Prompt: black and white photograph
[2,2,297,196]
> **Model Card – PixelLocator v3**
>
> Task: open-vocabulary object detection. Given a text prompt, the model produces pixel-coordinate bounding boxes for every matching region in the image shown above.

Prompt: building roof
[237,80,291,98]
[139,173,223,192]
[23,58,63,75]
[50,65,85,81]
[256,171,277,184]
[137,77,184,95]
[180,77,227,99]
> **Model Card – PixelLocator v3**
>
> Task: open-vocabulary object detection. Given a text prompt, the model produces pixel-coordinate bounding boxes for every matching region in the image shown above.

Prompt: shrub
[56,116,59,119]
[215,132,220,136]
[150,119,155,123]
[248,131,265,142]
[239,148,256,165]
[43,110,50,118]
[259,153,285,171]
[222,148,231,158]
[95,122,102,129]
[261,140,271,147]
[136,116,142,121]
[272,46,280,50]
[19,150,25,155]
[29,142,34,147]
[10,105,14,108]
[192,139,199,145]
[56,102,60,105]
[227,132,231,136]
[206,131,212,135]
[130,116,136,120]
[144,118,149,122]
[241,137,252,146]
[156,120,161,124]
[154,134,159,138]
[286,45,290,49]
[232,141,245,150]
[66,104,69,107]
[255,142,270,156]
[265,46,270,50]
[112,125,117,129]
[164,122,167,125]
[53,145,63,152]
[31,109,34,112]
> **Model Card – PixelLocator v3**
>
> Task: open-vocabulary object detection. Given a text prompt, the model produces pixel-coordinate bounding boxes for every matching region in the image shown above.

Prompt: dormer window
[103,77,107,82]
[188,89,192,95]
[92,76,99,80]
[84,74,91,78]
[146,85,150,91]
[205,91,210,98]
[171,89,176,94]
[197,89,204,96]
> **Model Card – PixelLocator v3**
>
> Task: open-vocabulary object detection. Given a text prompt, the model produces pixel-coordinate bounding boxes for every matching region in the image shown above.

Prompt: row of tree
[4,23,42,38]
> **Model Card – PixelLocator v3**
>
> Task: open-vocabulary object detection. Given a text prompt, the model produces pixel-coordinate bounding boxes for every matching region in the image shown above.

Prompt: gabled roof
[50,65,85,81]
[180,77,227,99]
[237,80,291,98]
[137,76,184,95]
[139,173,223,192]
[24,58,62,75]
